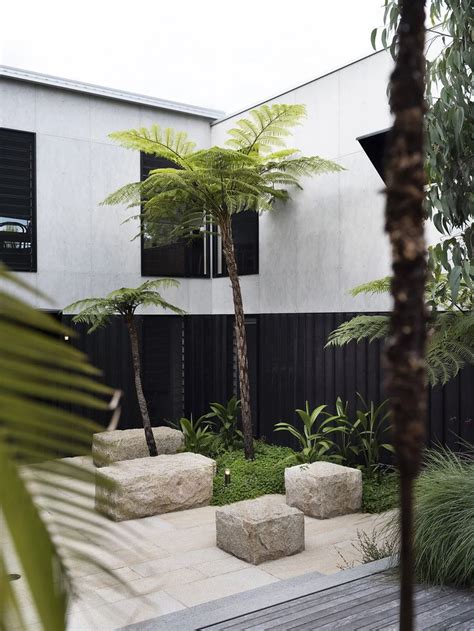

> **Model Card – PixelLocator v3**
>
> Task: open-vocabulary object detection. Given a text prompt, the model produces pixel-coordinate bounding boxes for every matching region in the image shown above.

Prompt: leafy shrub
[212,441,297,505]
[168,415,215,455]
[274,402,343,463]
[204,396,243,451]
[412,448,474,588]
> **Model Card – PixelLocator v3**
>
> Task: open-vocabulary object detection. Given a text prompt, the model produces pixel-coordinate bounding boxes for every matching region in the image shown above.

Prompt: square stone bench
[285,461,362,519]
[95,452,215,521]
[92,427,184,467]
[216,494,304,565]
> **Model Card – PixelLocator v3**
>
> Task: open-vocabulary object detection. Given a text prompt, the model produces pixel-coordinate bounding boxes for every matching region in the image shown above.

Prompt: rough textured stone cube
[285,461,362,519]
[95,452,215,521]
[216,494,304,565]
[92,427,184,467]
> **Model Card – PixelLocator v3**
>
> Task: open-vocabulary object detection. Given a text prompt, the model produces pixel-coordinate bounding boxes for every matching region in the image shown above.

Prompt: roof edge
[0,65,224,120]
[211,48,387,126]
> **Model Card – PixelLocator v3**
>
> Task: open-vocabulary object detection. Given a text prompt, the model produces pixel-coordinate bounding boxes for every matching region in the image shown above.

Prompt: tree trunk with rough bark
[220,219,255,460]
[126,316,158,457]
[384,2,427,629]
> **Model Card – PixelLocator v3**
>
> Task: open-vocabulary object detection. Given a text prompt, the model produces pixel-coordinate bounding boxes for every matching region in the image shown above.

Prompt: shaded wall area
[62,313,473,449]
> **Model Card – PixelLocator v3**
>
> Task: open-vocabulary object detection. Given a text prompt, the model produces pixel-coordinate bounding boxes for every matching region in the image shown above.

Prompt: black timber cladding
[0,128,36,271]
[62,312,473,449]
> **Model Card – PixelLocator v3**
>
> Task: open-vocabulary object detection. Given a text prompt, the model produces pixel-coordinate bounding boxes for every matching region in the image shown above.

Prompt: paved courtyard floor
[5,458,393,630]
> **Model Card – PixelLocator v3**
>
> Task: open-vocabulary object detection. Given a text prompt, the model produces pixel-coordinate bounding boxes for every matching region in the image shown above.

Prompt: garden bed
[211,440,399,514]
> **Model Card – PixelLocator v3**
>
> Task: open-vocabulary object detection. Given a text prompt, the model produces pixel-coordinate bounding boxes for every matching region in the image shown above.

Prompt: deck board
[201,573,473,630]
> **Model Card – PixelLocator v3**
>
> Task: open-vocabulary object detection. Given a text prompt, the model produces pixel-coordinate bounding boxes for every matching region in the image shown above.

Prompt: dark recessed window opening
[213,210,259,277]
[140,153,208,278]
[357,129,389,183]
[0,128,36,272]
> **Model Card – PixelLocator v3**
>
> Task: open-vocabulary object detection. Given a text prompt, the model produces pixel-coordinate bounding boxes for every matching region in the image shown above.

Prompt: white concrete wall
[1,51,400,315]
[0,78,213,312]
[211,51,395,314]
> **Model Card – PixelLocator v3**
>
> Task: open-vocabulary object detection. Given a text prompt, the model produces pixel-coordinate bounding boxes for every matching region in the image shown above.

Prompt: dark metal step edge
[120,557,395,631]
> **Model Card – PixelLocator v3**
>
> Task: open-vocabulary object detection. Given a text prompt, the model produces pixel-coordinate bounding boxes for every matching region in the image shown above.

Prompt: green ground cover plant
[362,472,399,513]
[211,441,297,505]
[211,439,398,511]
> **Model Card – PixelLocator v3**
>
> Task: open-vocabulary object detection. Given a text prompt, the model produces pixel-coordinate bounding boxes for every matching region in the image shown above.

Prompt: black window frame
[0,127,37,272]
[140,152,209,279]
[212,210,259,278]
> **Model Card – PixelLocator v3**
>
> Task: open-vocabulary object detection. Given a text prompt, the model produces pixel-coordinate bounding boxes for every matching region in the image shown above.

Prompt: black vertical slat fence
[257,313,473,449]
[62,312,473,449]
[62,314,183,430]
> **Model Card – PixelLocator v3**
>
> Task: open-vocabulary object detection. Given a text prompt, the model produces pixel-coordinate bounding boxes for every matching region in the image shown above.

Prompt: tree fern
[0,266,121,630]
[65,280,185,457]
[105,102,343,459]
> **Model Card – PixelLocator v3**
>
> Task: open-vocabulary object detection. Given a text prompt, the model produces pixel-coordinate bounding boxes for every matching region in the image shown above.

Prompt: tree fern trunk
[220,220,255,460]
[384,1,427,629]
[126,317,158,457]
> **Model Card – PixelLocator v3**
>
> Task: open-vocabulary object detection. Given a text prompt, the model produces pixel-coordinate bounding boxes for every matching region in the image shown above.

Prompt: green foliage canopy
[102,104,343,244]
[372,0,474,300]
[65,279,185,329]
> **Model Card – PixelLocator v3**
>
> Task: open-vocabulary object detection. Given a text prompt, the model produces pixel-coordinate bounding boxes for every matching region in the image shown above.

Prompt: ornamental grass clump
[413,447,474,588]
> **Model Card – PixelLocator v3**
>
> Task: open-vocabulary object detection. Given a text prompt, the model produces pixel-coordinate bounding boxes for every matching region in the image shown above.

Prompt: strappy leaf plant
[65,280,185,457]
[203,396,243,451]
[352,395,394,474]
[274,402,345,464]
[168,415,215,455]
[0,266,121,630]
[103,104,343,459]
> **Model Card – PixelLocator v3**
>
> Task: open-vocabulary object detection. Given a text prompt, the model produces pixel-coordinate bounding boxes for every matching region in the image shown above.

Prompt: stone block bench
[285,461,362,519]
[95,452,215,521]
[92,427,184,467]
[216,494,304,565]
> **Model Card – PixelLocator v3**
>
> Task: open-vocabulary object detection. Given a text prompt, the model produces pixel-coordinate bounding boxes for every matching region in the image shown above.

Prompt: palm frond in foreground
[0,266,121,630]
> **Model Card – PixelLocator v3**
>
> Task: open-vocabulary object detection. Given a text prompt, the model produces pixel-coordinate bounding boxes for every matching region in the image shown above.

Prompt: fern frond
[350,277,392,297]
[265,155,345,178]
[109,125,195,166]
[325,315,390,347]
[225,104,307,155]
[326,309,474,386]
[101,182,142,208]
[426,311,474,384]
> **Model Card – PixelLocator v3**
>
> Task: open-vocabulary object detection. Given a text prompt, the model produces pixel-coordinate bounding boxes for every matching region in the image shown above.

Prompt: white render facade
[0,52,396,315]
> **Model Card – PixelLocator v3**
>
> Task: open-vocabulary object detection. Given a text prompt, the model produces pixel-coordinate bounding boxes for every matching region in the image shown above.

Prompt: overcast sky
[1,1,384,114]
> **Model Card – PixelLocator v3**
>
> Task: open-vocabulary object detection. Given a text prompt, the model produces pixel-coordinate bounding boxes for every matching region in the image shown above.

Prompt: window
[0,128,36,272]
[213,210,259,277]
[140,153,208,278]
